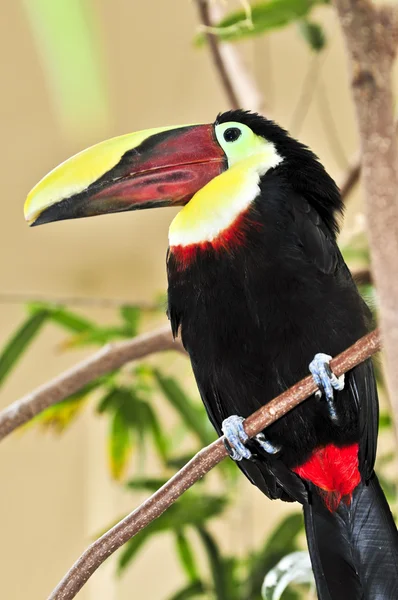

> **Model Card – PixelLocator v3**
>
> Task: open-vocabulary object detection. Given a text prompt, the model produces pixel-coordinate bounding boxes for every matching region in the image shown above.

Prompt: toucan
[25,110,398,599]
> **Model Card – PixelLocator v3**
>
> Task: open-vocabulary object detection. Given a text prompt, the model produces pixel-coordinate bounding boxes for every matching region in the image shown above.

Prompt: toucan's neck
[168,154,279,254]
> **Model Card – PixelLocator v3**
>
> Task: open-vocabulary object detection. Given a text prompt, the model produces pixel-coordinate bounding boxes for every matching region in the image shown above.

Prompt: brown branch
[339,120,398,202]
[333,0,398,429]
[339,153,361,201]
[48,328,381,600]
[195,0,264,113]
[196,0,240,109]
[0,325,185,441]
[353,268,372,286]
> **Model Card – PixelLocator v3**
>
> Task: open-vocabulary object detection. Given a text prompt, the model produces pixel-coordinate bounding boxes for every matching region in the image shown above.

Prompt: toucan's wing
[194,375,308,504]
[290,197,378,479]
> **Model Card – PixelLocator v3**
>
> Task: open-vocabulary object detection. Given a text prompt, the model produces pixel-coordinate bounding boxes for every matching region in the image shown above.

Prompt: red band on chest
[170,211,261,269]
[293,443,361,512]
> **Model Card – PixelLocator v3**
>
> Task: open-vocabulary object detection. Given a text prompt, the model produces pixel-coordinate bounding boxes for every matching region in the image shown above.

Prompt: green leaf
[108,410,133,480]
[28,303,134,348]
[379,412,392,430]
[27,381,100,433]
[120,305,141,336]
[22,0,110,136]
[117,491,227,573]
[28,303,95,333]
[0,309,48,388]
[168,580,207,600]
[175,530,200,582]
[126,477,169,492]
[298,20,325,51]
[245,513,304,598]
[195,0,327,45]
[117,533,150,574]
[196,527,230,600]
[97,388,124,414]
[261,551,312,600]
[62,326,131,348]
[153,370,214,446]
[145,403,169,462]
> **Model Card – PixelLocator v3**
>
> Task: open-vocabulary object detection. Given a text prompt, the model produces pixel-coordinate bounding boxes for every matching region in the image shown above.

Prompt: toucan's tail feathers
[304,473,398,600]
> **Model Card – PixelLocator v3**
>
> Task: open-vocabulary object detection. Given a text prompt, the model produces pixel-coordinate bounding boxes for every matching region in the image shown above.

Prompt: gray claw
[255,432,281,455]
[309,352,345,422]
[222,415,252,461]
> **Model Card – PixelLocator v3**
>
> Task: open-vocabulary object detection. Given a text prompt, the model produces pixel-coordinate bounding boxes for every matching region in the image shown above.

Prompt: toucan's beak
[24,124,227,226]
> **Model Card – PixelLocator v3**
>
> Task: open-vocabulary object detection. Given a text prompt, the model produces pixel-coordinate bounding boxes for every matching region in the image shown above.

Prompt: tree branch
[195,0,264,112]
[339,153,361,201]
[339,119,398,202]
[0,325,185,441]
[48,328,381,600]
[333,0,398,428]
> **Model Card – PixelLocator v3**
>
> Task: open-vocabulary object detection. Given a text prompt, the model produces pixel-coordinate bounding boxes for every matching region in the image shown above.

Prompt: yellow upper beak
[24,125,185,225]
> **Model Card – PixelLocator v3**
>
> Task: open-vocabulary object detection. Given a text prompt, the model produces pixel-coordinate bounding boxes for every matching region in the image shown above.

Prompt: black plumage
[167,111,398,598]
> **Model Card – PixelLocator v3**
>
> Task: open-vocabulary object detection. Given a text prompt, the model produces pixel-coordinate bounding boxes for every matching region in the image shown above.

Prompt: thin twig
[0,325,185,441]
[317,78,349,170]
[353,268,372,286]
[48,328,381,600]
[339,120,398,202]
[339,153,361,201]
[196,0,240,109]
[289,54,324,134]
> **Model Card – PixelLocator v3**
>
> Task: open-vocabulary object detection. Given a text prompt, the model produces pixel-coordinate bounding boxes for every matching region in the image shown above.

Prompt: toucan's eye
[223,127,242,143]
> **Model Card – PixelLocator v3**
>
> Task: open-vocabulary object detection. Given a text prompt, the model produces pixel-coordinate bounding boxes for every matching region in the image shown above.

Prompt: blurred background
[0,1,396,599]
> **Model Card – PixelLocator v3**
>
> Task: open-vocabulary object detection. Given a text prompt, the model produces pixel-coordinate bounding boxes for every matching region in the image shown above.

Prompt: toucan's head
[24,110,341,235]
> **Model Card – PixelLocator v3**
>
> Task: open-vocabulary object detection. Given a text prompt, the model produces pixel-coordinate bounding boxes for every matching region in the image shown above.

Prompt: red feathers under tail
[293,443,360,511]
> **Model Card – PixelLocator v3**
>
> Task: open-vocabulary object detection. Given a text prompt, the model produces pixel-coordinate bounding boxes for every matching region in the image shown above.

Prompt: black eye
[223,127,242,143]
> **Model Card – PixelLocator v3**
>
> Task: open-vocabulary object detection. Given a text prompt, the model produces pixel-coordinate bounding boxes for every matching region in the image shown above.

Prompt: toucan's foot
[255,432,281,455]
[221,415,280,461]
[309,352,345,422]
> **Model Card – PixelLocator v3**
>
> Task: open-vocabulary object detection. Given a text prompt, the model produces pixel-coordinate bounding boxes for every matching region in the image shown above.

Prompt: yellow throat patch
[168,152,281,248]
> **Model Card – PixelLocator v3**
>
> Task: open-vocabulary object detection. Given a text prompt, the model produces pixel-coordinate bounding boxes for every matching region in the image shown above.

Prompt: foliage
[8,3,398,597]
[261,551,314,600]
[0,217,394,599]
[194,0,328,52]
[22,0,109,136]
[1,274,395,599]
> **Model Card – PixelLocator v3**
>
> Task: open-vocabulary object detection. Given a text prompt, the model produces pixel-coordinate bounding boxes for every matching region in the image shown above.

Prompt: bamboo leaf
[261,551,313,600]
[28,303,95,333]
[195,0,328,45]
[22,0,109,136]
[245,513,304,598]
[196,527,230,600]
[298,20,326,51]
[145,403,169,462]
[28,378,105,433]
[117,492,227,574]
[168,580,207,600]
[120,305,141,336]
[175,530,200,582]
[379,412,392,430]
[126,477,169,492]
[153,370,214,446]
[62,326,130,348]
[0,310,48,388]
[117,533,150,574]
[108,410,132,480]
[97,388,124,414]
